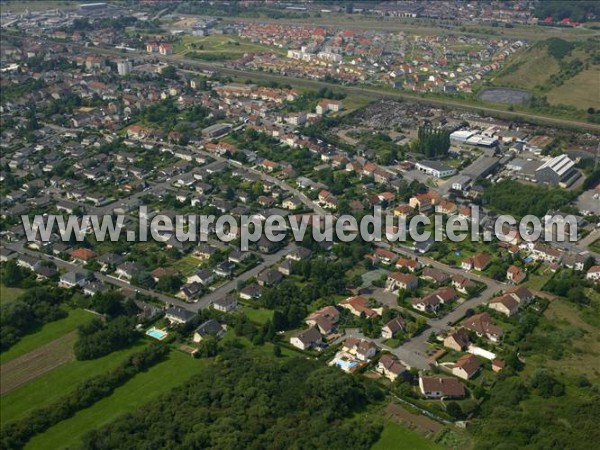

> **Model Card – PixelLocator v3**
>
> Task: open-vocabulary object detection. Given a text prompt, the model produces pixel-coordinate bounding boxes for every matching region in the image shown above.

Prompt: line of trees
[413,125,450,158]
[0,282,69,352]
[1,344,170,450]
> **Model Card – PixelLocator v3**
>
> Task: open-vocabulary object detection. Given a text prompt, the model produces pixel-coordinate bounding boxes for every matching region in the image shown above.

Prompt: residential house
[451,354,482,380]
[586,265,600,282]
[278,259,294,276]
[373,248,397,265]
[212,295,238,313]
[419,376,466,399]
[165,306,196,325]
[444,328,471,352]
[115,261,144,280]
[239,283,263,300]
[306,305,340,335]
[257,268,283,287]
[411,287,457,314]
[506,265,526,284]
[287,246,312,262]
[98,252,124,271]
[386,272,418,292]
[377,354,408,382]
[150,267,179,283]
[59,271,87,288]
[343,337,377,361]
[461,312,503,342]
[282,196,302,210]
[339,296,381,318]
[488,294,520,317]
[451,274,477,295]
[318,189,338,209]
[193,319,225,343]
[395,258,421,272]
[69,248,96,264]
[16,255,41,272]
[214,261,235,278]
[461,253,491,271]
[189,269,214,286]
[381,317,406,339]
[179,282,203,301]
[290,327,322,350]
[421,267,450,284]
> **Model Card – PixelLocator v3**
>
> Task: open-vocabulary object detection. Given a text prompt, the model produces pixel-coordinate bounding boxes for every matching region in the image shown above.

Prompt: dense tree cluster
[74,317,140,360]
[0,285,69,351]
[79,351,383,450]
[413,125,450,158]
[482,180,578,218]
[1,344,169,450]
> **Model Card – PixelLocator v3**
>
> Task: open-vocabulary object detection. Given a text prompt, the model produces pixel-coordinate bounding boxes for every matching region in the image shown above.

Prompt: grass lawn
[527,299,600,382]
[174,35,285,57]
[1,342,148,424]
[0,284,24,306]
[371,422,442,450]
[171,254,201,277]
[0,309,95,364]
[25,351,205,450]
[546,66,600,110]
[589,238,600,254]
[242,306,274,325]
[524,264,554,291]
[340,94,374,114]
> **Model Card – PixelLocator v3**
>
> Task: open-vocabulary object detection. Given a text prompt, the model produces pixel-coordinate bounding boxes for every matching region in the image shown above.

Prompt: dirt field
[385,402,444,436]
[0,332,76,395]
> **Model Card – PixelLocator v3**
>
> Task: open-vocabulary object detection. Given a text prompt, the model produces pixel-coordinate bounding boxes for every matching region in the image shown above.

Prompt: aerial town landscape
[0,1,599,449]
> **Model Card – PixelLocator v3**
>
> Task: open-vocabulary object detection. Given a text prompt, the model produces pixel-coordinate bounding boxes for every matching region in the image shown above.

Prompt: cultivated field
[0,332,76,395]
[0,309,94,364]
[24,350,205,450]
[547,67,600,110]
[1,342,148,424]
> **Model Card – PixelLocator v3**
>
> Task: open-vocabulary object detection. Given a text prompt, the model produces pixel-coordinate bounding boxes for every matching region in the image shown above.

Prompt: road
[362,242,505,369]
[4,240,290,313]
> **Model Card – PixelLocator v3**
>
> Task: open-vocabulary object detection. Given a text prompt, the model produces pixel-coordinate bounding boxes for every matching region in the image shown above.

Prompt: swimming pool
[333,358,358,371]
[146,328,168,341]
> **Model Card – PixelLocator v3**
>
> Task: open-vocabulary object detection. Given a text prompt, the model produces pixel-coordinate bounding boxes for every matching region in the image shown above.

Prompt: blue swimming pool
[146,328,168,340]
[334,359,358,371]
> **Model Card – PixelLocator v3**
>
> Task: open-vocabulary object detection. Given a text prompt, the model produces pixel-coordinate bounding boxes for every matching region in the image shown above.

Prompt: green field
[589,238,600,254]
[547,67,600,110]
[523,264,555,291]
[0,284,24,306]
[242,306,274,325]
[24,350,204,450]
[171,254,201,277]
[371,422,442,450]
[0,309,95,364]
[174,35,285,57]
[1,342,148,424]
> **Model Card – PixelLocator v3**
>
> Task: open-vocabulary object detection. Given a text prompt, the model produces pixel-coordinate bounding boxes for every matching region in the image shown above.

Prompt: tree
[446,401,464,419]
[3,260,24,287]
[273,344,282,357]
[197,336,218,358]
